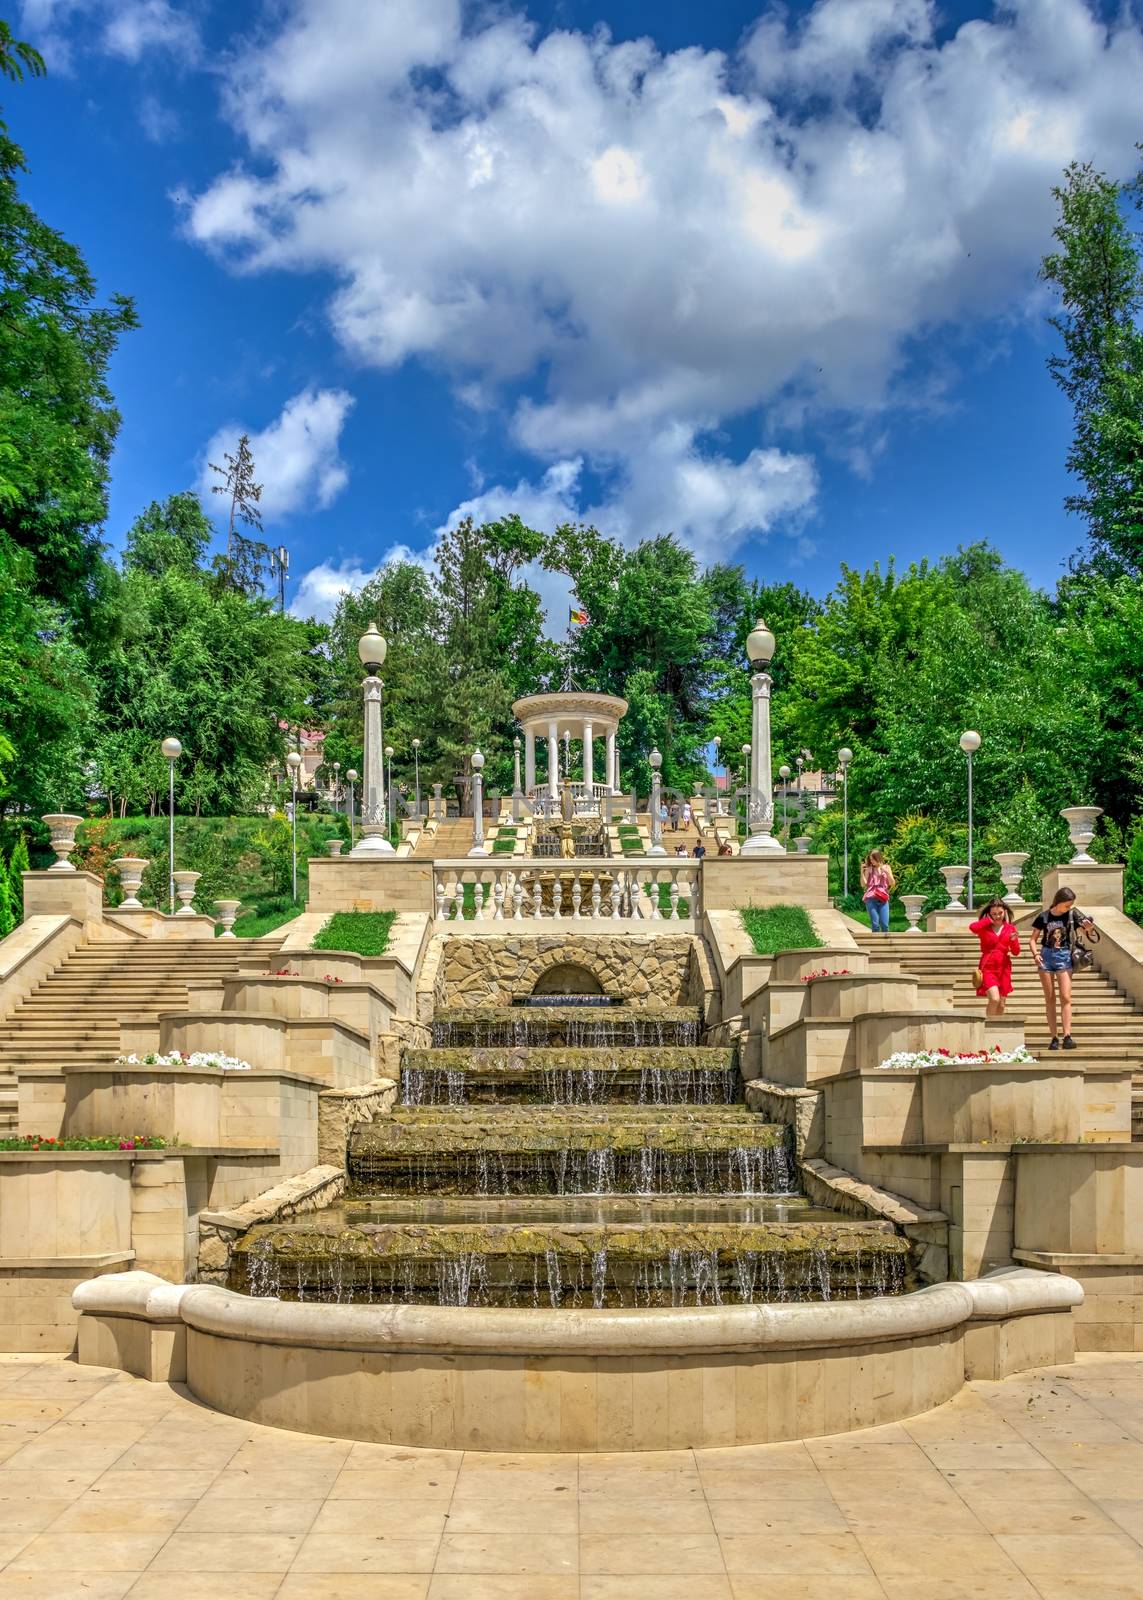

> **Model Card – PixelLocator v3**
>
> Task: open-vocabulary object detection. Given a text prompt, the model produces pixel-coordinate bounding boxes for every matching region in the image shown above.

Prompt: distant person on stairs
[1031,887,1095,1051]
[969,899,1020,1018]
[859,850,896,934]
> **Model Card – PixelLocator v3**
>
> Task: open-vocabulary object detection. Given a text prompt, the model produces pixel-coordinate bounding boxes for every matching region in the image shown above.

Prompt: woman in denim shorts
[1031,887,1094,1050]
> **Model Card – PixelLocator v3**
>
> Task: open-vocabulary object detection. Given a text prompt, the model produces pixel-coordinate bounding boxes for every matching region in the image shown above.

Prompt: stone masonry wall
[436,933,703,1008]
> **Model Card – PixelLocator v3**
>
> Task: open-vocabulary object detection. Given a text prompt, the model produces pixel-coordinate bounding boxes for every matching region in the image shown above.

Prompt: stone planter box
[157,1010,374,1090]
[65,1064,225,1147]
[221,974,394,1054]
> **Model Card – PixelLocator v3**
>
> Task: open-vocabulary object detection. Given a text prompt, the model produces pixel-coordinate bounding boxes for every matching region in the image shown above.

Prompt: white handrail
[431,857,700,922]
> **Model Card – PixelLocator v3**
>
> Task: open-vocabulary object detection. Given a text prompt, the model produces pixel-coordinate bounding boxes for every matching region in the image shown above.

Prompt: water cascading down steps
[232,997,910,1308]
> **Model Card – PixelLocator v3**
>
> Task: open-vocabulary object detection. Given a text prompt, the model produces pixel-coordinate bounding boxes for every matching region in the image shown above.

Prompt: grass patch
[491,839,518,854]
[643,883,691,916]
[312,911,396,957]
[227,899,304,939]
[741,903,823,954]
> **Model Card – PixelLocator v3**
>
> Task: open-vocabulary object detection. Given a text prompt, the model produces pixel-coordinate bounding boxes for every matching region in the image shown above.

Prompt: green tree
[6,830,27,922]
[125,493,211,578]
[1040,158,1143,572]
[210,434,271,596]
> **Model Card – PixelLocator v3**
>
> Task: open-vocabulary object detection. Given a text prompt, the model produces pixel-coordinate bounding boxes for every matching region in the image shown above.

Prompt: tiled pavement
[0,1355,1140,1598]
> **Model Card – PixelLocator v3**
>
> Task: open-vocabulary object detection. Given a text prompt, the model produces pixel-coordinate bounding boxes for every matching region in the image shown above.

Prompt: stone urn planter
[899,893,927,933]
[793,836,811,854]
[214,898,241,938]
[994,852,1030,904]
[326,839,344,857]
[41,813,84,872]
[172,870,202,916]
[1060,806,1102,865]
[939,865,969,912]
[111,856,149,908]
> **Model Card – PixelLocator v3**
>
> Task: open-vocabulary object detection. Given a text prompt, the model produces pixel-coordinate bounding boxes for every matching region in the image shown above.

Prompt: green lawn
[311,911,396,957]
[741,903,824,954]
[226,900,305,939]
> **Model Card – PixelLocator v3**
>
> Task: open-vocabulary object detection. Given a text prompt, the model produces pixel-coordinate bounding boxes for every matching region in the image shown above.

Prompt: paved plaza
[0,1356,1138,1597]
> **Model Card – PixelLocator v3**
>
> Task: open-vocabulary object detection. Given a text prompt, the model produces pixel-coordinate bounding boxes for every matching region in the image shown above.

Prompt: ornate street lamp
[838,747,853,898]
[384,745,395,836]
[648,748,666,856]
[160,737,182,914]
[332,759,341,814]
[960,730,981,911]
[351,626,394,856]
[469,749,488,856]
[779,763,791,837]
[412,738,422,817]
[741,620,783,854]
[796,754,804,792]
[346,769,358,848]
[286,750,302,901]
[712,735,722,812]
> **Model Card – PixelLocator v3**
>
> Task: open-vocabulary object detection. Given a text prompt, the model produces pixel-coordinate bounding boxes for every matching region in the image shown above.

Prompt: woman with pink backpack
[860,849,896,934]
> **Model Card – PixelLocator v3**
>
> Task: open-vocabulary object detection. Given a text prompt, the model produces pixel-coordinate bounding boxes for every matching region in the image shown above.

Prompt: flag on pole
[569,606,589,626]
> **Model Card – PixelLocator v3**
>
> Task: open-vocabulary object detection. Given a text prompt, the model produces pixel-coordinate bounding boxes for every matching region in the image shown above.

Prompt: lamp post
[960,730,981,911]
[346,769,358,848]
[562,729,571,783]
[779,764,791,839]
[350,625,394,856]
[286,750,302,902]
[384,746,395,837]
[160,737,182,914]
[412,738,422,818]
[648,748,666,856]
[512,735,523,820]
[741,618,783,855]
[469,749,488,856]
[796,755,804,793]
[712,735,722,812]
[332,760,341,816]
[838,747,853,898]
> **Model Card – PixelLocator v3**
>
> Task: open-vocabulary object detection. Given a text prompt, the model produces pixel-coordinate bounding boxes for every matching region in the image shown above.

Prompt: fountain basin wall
[73,1267,1081,1450]
[435,933,708,1011]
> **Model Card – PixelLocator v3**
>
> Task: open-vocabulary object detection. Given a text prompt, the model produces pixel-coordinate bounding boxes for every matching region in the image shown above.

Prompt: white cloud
[201,387,355,522]
[289,543,431,623]
[21,0,198,67]
[184,0,1143,563]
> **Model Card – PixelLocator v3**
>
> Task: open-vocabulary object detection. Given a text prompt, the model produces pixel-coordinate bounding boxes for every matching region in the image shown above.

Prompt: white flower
[115,1051,254,1072]
[876,1047,1036,1070]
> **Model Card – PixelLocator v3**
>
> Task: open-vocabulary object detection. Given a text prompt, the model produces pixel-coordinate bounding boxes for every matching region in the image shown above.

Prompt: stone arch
[531,962,604,997]
[518,945,617,1000]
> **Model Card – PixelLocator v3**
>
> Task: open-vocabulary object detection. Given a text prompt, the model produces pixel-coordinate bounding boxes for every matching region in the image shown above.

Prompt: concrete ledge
[71,1267,1082,1451]
[73,1271,191,1381]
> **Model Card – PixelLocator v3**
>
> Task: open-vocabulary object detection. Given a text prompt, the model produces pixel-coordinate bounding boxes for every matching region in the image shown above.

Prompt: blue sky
[12,0,1143,623]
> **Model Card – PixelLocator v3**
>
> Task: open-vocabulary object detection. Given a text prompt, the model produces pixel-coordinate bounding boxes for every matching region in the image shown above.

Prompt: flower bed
[115,1050,254,1072]
[876,1046,1037,1071]
[0,1135,167,1151]
[801,968,852,983]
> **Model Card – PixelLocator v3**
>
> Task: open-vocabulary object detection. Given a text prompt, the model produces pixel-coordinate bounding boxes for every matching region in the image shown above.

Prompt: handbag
[1068,910,1100,972]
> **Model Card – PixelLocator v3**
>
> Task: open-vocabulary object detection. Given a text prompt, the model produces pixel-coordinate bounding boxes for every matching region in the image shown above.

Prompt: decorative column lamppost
[161,737,182,914]
[286,750,302,902]
[960,730,981,911]
[648,748,666,856]
[838,747,853,898]
[779,764,791,838]
[469,749,488,856]
[796,755,804,792]
[512,735,523,820]
[562,729,572,783]
[350,626,394,857]
[332,760,341,815]
[384,746,395,837]
[741,619,783,855]
[346,769,358,848]
[740,744,750,832]
[712,735,722,812]
[412,739,422,818]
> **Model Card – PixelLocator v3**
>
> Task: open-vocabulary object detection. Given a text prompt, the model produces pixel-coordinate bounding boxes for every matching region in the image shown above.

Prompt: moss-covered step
[400,1046,741,1105]
[230,1216,910,1306]
[431,1007,702,1048]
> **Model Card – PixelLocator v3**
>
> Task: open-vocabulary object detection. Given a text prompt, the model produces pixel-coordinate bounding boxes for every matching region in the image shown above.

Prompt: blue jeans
[1040,947,1073,973]
[865,896,889,933]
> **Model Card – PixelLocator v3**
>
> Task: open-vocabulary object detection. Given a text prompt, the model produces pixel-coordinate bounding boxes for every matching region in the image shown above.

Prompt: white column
[547,720,559,799]
[525,729,536,792]
[583,720,594,795]
[740,670,784,855]
[605,729,616,792]
[351,674,395,856]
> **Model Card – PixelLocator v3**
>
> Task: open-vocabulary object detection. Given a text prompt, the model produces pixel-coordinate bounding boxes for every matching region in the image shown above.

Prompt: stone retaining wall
[436,933,705,1008]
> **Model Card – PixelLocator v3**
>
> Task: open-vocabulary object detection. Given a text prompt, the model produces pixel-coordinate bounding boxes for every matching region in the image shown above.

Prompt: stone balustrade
[431,857,700,922]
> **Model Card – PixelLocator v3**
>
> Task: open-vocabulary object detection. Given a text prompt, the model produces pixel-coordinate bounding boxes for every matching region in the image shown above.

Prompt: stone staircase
[0,938,283,1131]
[857,928,1143,1136]
[412,818,482,858]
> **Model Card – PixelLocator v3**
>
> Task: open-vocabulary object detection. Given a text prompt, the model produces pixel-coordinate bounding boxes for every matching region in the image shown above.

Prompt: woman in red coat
[969,898,1020,1018]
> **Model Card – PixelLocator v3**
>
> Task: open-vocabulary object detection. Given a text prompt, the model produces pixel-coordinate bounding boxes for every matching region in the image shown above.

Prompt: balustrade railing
[432,857,699,922]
